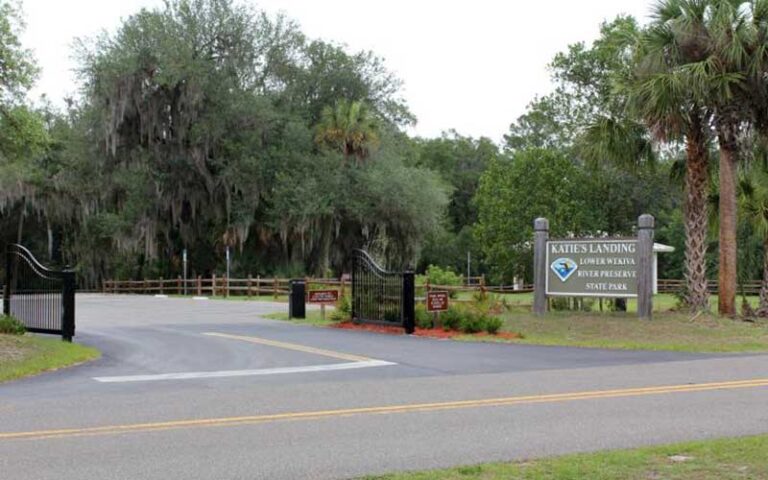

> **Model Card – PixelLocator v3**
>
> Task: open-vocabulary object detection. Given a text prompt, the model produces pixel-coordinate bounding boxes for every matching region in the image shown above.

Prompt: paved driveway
[2,294,768,479]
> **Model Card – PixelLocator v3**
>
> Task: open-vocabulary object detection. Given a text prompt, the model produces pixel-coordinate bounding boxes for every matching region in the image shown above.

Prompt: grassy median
[362,434,768,479]
[0,334,100,383]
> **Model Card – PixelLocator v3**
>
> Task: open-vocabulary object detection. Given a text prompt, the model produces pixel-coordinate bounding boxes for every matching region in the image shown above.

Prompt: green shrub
[415,304,432,329]
[330,295,351,322]
[460,311,486,334]
[485,316,504,335]
[0,315,26,335]
[418,265,463,299]
[384,309,400,323]
[472,289,488,303]
[441,307,463,331]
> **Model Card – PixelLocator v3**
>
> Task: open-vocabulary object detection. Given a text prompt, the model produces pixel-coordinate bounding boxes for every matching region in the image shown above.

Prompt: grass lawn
[263,309,338,327]
[360,434,768,480]
[479,293,768,353]
[493,311,768,352]
[230,292,768,353]
[0,334,100,383]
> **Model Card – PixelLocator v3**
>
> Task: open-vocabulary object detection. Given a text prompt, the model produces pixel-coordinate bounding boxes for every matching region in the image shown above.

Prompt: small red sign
[308,290,339,304]
[426,291,449,312]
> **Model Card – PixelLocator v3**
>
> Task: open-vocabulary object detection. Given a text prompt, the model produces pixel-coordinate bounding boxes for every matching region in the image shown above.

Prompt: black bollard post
[288,279,306,319]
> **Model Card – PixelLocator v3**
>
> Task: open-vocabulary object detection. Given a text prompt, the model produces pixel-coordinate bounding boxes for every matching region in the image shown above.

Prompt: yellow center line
[202,332,372,363]
[3,378,768,441]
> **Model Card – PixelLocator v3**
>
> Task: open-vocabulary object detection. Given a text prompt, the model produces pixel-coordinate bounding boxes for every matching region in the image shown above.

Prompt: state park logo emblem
[550,257,578,282]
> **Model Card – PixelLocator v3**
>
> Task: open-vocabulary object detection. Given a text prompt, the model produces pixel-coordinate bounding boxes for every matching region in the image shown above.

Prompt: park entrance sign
[546,240,638,298]
[533,214,655,320]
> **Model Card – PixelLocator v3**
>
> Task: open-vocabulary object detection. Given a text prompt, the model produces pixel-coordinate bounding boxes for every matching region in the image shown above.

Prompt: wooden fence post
[533,217,549,316]
[247,274,252,299]
[211,274,216,297]
[159,277,164,295]
[177,276,182,295]
[197,275,202,296]
[637,214,655,320]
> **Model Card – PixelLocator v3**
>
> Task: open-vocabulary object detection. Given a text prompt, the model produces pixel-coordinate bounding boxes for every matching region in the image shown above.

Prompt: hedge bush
[0,315,26,335]
[440,307,463,331]
[415,304,432,329]
[330,295,351,322]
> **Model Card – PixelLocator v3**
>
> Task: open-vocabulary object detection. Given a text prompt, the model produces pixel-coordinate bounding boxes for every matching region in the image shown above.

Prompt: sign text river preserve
[545,240,638,298]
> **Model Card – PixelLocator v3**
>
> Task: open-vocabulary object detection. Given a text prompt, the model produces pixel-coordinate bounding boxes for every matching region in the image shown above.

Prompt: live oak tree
[0,1,49,248]
[59,0,445,282]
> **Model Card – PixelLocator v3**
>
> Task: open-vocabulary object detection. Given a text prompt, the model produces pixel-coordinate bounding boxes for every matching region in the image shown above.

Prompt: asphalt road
[2,294,768,479]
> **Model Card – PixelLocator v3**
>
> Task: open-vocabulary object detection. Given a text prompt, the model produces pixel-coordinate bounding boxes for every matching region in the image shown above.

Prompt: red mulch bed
[330,321,522,340]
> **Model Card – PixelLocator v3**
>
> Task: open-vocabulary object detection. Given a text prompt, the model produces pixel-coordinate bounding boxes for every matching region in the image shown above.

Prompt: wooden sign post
[426,291,449,329]
[533,214,655,319]
[308,290,339,321]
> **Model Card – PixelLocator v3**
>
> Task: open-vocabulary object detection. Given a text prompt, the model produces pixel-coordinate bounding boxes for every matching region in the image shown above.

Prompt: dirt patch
[329,321,522,340]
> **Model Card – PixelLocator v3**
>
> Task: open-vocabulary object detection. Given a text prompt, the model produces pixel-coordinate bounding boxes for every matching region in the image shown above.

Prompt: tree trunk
[760,238,768,313]
[16,198,25,245]
[319,216,333,277]
[683,117,710,312]
[47,217,53,261]
[717,131,739,317]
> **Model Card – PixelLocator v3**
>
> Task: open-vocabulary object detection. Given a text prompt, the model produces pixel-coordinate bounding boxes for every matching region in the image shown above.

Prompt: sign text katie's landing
[545,239,638,298]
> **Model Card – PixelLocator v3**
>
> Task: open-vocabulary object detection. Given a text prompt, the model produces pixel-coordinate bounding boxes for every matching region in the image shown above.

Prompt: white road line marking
[92,360,396,383]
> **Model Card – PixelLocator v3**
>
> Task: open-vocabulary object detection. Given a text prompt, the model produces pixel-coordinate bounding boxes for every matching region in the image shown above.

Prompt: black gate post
[62,269,76,342]
[3,248,10,316]
[402,270,415,334]
[289,279,306,319]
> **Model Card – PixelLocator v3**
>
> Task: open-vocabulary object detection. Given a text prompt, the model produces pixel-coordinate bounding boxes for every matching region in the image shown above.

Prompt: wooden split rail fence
[102,277,758,300]
[102,276,353,299]
[102,275,533,302]
[656,279,764,296]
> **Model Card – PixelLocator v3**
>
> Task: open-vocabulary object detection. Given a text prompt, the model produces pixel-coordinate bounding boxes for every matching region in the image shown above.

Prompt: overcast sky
[21,0,651,142]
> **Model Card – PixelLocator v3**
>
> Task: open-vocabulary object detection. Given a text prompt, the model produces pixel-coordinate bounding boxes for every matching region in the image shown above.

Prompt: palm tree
[645,0,768,316]
[627,2,713,312]
[314,99,380,165]
[739,164,768,314]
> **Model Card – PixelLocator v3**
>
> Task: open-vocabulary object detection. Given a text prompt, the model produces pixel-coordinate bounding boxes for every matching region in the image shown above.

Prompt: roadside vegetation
[3,0,768,326]
[263,311,338,327]
[261,292,768,353]
[361,434,768,480]
[467,294,768,353]
[0,315,100,383]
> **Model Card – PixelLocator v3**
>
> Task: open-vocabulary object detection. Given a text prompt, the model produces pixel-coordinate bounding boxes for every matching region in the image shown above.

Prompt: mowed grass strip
[0,334,100,383]
[263,310,338,327]
[361,434,768,480]
[257,292,768,353]
[491,311,768,353]
[457,294,768,353]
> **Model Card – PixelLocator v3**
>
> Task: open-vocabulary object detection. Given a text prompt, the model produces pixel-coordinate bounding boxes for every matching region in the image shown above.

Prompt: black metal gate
[3,244,76,341]
[351,249,415,333]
